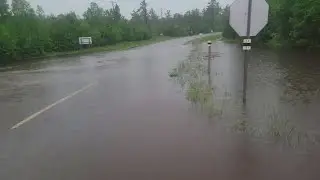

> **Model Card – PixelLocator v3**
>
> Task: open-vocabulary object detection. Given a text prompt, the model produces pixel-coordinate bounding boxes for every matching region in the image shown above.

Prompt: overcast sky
[26,0,233,18]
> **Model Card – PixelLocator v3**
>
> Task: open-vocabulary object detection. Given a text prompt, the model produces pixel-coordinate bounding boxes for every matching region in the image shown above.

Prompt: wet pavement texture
[1,37,320,180]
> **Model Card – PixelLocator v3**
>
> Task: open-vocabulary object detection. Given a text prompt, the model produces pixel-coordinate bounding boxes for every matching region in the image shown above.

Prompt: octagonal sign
[229,0,269,37]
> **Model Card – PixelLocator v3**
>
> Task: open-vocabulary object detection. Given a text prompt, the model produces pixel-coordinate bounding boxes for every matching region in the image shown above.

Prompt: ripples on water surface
[174,41,320,151]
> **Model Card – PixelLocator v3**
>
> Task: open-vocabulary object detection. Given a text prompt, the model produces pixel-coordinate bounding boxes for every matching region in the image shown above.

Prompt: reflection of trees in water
[277,52,320,105]
[171,44,320,150]
[244,50,320,149]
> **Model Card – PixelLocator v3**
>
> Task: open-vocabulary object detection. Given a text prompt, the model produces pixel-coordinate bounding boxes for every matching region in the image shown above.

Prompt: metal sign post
[243,0,252,104]
[229,0,269,104]
[207,41,212,75]
[208,41,212,87]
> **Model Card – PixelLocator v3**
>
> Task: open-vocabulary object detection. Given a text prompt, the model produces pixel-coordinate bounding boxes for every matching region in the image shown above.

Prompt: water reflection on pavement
[0,37,320,180]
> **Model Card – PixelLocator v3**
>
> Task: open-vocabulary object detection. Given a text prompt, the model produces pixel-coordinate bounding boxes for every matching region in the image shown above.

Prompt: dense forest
[1,0,319,63]
[262,0,320,49]
[0,0,225,63]
[223,0,320,49]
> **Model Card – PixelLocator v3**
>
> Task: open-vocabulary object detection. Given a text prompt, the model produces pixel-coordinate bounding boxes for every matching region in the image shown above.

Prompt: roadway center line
[11,82,96,130]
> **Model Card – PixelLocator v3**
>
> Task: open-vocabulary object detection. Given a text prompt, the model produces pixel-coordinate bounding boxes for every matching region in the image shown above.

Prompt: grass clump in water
[266,113,318,148]
[230,109,319,149]
[170,39,222,117]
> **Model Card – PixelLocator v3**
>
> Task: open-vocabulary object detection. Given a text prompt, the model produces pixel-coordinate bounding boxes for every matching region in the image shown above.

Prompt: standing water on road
[171,39,320,179]
[1,38,320,180]
[1,0,320,178]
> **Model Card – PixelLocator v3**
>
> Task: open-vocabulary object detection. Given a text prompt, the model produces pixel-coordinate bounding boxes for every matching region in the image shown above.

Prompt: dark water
[1,38,320,179]
[206,41,320,149]
[180,41,320,179]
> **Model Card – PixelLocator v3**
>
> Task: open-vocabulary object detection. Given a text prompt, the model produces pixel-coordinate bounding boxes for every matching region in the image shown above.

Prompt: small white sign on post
[79,37,92,45]
[243,39,252,51]
[243,39,252,44]
[242,46,251,51]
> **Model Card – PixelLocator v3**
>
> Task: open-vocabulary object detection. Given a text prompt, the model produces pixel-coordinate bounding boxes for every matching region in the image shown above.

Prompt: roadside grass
[184,33,239,45]
[221,38,240,44]
[0,36,174,68]
[183,38,202,45]
[36,36,174,59]
[183,33,222,45]
[199,33,223,42]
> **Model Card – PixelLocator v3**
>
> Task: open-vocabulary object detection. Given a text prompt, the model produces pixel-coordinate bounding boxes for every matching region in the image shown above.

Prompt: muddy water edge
[170,39,320,179]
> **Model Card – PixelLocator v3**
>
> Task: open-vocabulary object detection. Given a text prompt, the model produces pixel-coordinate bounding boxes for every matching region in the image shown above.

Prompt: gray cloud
[27,0,232,18]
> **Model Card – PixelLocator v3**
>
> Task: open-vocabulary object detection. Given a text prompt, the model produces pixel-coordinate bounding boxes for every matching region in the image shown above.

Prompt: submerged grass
[230,109,319,149]
[170,38,223,117]
[171,39,319,150]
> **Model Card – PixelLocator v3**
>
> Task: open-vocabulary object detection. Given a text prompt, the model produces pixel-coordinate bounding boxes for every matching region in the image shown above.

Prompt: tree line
[0,0,225,63]
[1,0,319,64]
[222,0,320,49]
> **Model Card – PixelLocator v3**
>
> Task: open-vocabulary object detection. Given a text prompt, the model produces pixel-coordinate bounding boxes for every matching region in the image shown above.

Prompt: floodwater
[207,41,320,148]
[0,37,320,179]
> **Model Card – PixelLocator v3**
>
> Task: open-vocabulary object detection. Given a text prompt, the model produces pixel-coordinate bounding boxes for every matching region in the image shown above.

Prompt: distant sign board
[79,37,92,45]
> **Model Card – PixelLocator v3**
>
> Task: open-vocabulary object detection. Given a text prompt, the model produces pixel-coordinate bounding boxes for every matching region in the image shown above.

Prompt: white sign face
[242,46,251,51]
[79,37,92,45]
[229,0,269,37]
[243,39,252,43]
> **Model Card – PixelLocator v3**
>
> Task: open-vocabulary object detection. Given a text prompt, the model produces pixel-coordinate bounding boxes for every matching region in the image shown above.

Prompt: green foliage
[221,0,320,49]
[159,1,225,37]
[221,6,237,39]
[0,0,155,63]
[258,0,320,48]
[0,0,226,64]
[0,0,10,18]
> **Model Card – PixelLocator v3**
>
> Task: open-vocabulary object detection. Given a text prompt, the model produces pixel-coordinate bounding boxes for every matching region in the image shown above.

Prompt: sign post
[79,37,92,49]
[243,0,252,104]
[229,0,269,104]
[207,41,212,87]
[207,41,212,75]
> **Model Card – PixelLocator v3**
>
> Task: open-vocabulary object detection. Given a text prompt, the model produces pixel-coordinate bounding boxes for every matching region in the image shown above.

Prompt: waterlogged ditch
[170,39,320,151]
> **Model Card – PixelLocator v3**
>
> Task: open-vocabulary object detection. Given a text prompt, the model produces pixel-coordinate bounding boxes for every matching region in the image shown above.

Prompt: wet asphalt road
[1,37,320,180]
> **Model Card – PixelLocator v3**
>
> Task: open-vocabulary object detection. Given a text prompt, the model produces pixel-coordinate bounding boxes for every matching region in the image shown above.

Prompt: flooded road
[206,41,320,148]
[1,37,320,180]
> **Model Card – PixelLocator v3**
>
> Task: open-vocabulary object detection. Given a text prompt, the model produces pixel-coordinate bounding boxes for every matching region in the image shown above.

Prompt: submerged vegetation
[232,110,319,149]
[170,39,319,150]
[171,39,223,118]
